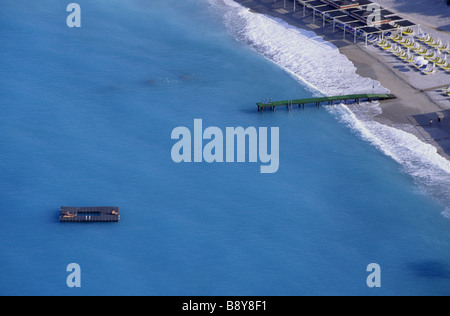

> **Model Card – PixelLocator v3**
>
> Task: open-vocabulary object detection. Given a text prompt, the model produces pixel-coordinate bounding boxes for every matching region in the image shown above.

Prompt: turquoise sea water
[1,0,450,296]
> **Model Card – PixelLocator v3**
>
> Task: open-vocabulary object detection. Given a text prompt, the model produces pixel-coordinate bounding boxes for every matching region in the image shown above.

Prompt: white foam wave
[208,0,389,96]
[328,102,450,209]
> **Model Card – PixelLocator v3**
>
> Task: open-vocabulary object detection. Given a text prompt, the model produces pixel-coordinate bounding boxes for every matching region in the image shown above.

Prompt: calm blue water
[1,0,450,296]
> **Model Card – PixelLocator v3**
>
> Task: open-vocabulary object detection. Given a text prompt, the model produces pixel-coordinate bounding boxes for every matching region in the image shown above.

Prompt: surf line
[171,119,280,174]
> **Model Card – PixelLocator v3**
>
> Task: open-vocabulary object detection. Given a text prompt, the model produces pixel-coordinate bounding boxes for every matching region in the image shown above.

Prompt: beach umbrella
[414,56,428,66]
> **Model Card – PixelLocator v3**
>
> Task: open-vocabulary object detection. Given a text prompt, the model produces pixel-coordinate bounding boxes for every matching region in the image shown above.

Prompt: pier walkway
[257,93,396,111]
[60,206,120,223]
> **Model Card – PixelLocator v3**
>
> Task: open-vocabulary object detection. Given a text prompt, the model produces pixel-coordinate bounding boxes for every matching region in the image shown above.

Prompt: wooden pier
[60,206,120,223]
[257,94,397,112]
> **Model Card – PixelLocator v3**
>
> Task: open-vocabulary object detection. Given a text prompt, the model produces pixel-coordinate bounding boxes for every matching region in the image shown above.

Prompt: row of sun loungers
[302,3,448,76]
[376,38,446,75]
[376,33,450,75]
[416,34,449,53]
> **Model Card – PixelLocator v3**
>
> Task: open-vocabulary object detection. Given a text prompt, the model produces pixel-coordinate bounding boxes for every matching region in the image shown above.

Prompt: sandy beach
[232,0,450,160]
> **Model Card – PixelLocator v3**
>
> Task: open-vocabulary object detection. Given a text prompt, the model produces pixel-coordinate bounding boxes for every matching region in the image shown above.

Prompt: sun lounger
[402,28,414,36]
[416,49,428,55]
[417,34,428,41]
[423,68,437,75]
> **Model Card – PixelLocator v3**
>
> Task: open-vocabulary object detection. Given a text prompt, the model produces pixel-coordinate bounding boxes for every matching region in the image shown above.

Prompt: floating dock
[257,94,396,112]
[60,207,120,223]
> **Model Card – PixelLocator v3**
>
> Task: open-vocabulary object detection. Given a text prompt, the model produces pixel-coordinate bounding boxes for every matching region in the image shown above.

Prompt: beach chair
[392,34,403,42]
[399,54,409,60]
[413,63,429,72]
[411,44,422,52]
[367,37,377,44]
[424,37,438,46]
[417,33,429,42]
[422,65,437,75]
[402,28,414,36]
[393,48,405,57]
[430,42,441,48]
[428,56,440,63]
[416,48,428,55]
[438,44,448,52]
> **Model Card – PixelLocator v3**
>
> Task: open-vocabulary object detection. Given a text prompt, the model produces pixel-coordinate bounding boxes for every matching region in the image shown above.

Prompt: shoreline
[231,0,450,161]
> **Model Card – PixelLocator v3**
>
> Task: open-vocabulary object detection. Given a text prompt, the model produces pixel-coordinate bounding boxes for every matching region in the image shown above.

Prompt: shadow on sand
[411,109,450,158]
